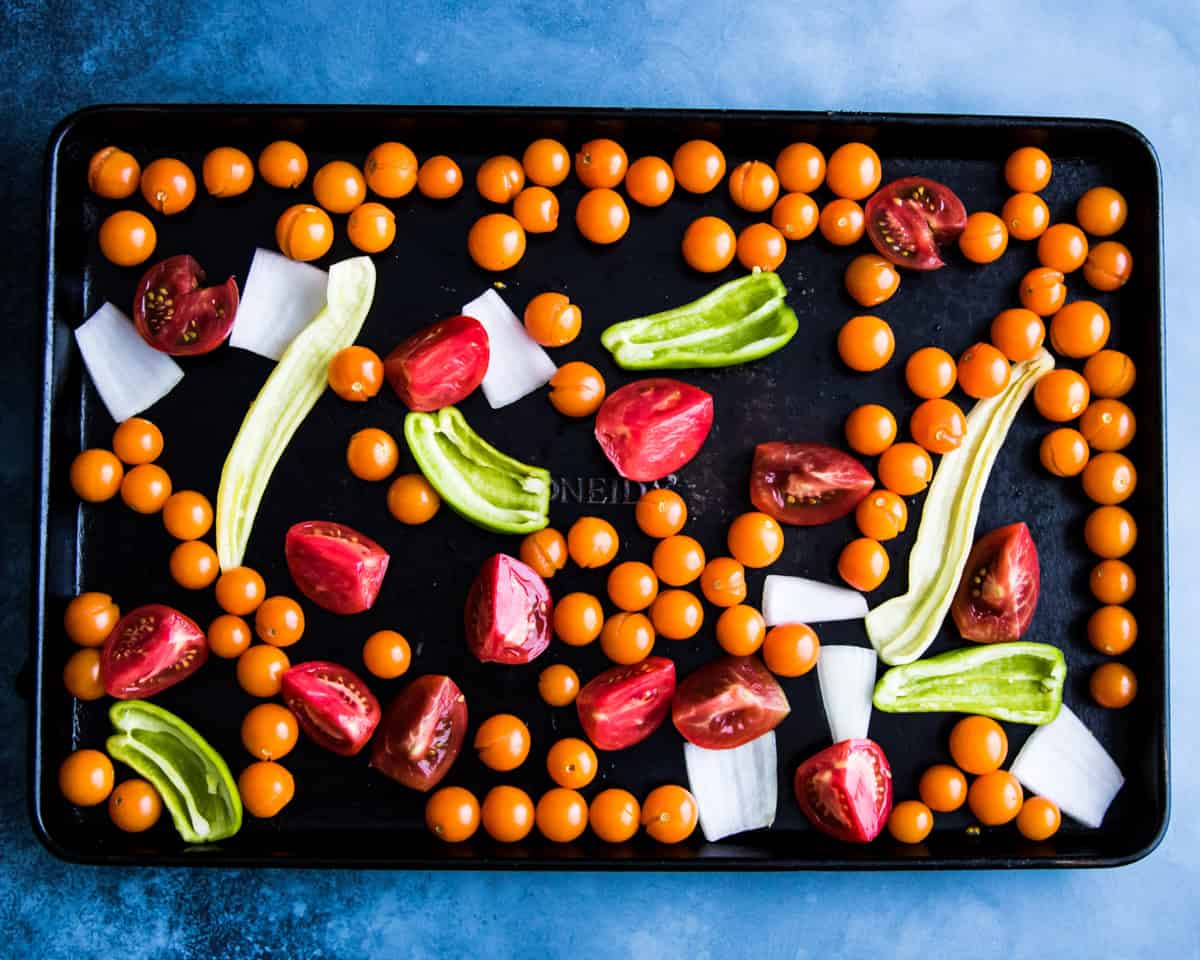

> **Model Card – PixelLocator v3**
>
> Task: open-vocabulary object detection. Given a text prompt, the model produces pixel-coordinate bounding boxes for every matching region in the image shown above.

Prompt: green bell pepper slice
[872,641,1066,725]
[106,700,242,844]
[600,271,798,369]
[404,406,550,534]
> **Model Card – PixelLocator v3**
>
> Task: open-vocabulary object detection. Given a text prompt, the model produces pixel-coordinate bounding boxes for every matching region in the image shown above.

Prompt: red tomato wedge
[594,378,713,482]
[794,738,893,843]
[281,660,381,756]
[133,255,239,355]
[464,553,552,664]
[576,657,676,750]
[100,604,208,698]
[750,442,873,526]
[951,522,1040,643]
[284,521,390,615]
[370,675,468,792]
[671,655,790,749]
[864,177,967,271]
[384,314,490,412]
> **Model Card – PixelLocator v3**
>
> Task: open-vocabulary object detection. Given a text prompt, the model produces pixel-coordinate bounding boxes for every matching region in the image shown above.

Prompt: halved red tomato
[594,378,714,482]
[671,655,789,749]
[100,604,208,698]
[864,177,967,271]
[750,442,873,526]
[281,660,381,756]
[794,738,893,843]
[370,675,467,792]
[384,314,490,412]
[464,553,551,664]
[951,522,1040,643]
[285,521,390,614]
[133,255,239,355]
[576,656,676,750]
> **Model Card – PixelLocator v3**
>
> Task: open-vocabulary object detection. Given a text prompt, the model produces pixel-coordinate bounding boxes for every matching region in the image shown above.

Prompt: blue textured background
[2,1,1196,957]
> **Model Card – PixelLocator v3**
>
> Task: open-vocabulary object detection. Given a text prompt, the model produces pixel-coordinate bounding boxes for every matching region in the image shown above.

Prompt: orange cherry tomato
[108,778,162,832]
[1019,267,1068,316]
[387,473,440,525]
[312,160,366,213]
[825,142,881,200]
[482,785,535,842]
[140,157,195,214]
[699,556,747,608]
[364,141,417,198]
[1090,662,1137,708]
[111,417,163,465]
[519,527,568,579]
[1038,223,1088,272]
[1088,604,1138,655]
[575,139,627,188]
[968,771,1023,826]
[990,308,1046,361]
[70,449,124,502]
[837,538,889,591]
[120,463,172,513]
[362,629,411,679]
[844,404,897,456]
[513,186,559,233]
[716,604,766,656]
[65,592,120,647]
[98,210,156,266]
[958,212,1009,263]
[59,749,114,806]
[600,612,656,664]
[522,138,570,187]
[910,398,967,454]
[736,223,787,271]
[63,648,104,700]
[275,203,334,261]
[905,346,957,399]
[538,664,580,707]
[1001,192,1050,241]
[475,714,531,772]
[1076,186,1127,236]
[476,155,525,204]
[546,738,597,789]
[652,535,706,587]
[727,511,784,568]
[681,216,736,272]
[728,160,780,212]
[524,292,582,347]
[553,592,604,646]
[346,427,399,481]
[919,764,968,812]
[957,342,1011,399]
[636,488,687,538]
[202,147,254,197]
[672,140,726,194]
[650,589,705,640]
[162,490,213,540]
[208,614,252,659]
[241,703,299,760]
[1039,428,1090,477]
[625,156,675,207]
[641,784,698,843]
[949,715,1007,774]
[888,800,934,844]
[236,644,290,697]
[258,140,308,189]
[1084,241,1133,292]
[1016,796,1061,841]
[877,442,933,496]
[417,155,463,199]
[1081,451,1137,505]
[1084,350,1136,398]
[347,202,396,253]
[216,566,267,616]
[87,146,140,199]
[855,490,908,541]
[1049,300,1110,358]
[169,540,220,590]
[1004,147,1052,192]
[1079,399,1136,452]
[607,561,659,612]
[567,517,619,568]
[254,595,305,647]
[845,254,900,307]
[1034,369,1090,422]
[776,142,825,193]
[761,623,819,677]
[819,198,865,245]
[239,761,295,818]
[575,188,629,244]
[772,192,819,240]
[1090,559,1136,605]
[837,315,894,372]
[425,786,480,842]
[590,788,641,843]
[1085,506,1137,559]
[536,787,588,842]
[548,361,606,417]
[328,345,384,402]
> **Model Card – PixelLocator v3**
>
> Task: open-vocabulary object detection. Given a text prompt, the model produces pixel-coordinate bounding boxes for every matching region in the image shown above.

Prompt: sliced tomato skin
[794,738,894,843]
[285,521,390,615]
[864,177,967,271]
[370,675,468,792]
[951,523,1040,643]
[750,442,874,526]
[464,553,552,664]
[576,656,676,750]
[384,314,490,412]
[100,604,208,698]
[671,655,790,749]
[594,378,714,482]
[133,255,239,355]
[281,660,381,756]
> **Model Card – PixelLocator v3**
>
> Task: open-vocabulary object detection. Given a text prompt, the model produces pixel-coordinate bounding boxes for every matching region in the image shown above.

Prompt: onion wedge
[228,248,328,361]
[817,646,877,742]
[461,289,556,408]
[762,574,867,626]
[74,302,184,422]
[684,731,777,842]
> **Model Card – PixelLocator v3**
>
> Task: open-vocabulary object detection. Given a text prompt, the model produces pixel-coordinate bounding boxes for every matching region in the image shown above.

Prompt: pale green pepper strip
[216,257,376,569]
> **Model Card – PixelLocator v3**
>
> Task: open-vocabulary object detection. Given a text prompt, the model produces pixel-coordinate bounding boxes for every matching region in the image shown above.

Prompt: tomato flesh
[100,604,208,698]
[384,314,490,412]
[671,655,789,749]
[284,521,390,614]
[464,553,552,664]
[576,657,676,750]
[594,378,713,482]
[281,660,381,756]
[794,738,893,843]
[371,675,468,792]
[133,255,239,355]
[750,442,873,526]
[951,522,1040,643]
[864,177,967,271]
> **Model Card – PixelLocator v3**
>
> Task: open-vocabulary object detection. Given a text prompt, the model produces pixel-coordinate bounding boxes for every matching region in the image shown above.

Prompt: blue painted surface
[1,1,1197,957]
